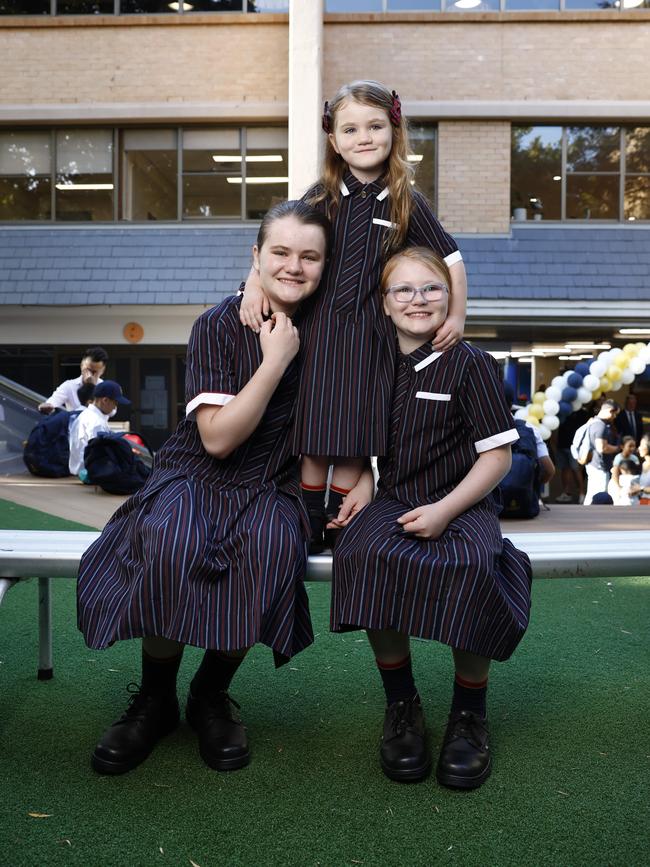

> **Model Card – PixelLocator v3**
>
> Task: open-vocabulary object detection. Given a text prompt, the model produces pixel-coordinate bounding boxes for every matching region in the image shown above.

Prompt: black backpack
[23,409,81,478]
[83,431,152,495]
[497,419,541,519]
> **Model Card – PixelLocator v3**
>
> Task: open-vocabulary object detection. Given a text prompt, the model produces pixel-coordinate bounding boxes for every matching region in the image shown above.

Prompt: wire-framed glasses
[384,282,448,304]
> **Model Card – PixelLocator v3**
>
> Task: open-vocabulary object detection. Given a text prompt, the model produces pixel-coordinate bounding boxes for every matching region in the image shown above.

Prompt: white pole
[288,0,324,199]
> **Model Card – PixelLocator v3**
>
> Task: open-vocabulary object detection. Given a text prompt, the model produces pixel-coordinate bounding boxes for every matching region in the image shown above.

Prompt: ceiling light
[226,177,289,184]
[453,0,482,7]
[564,342,611,350]
[55,183,114,190]
[518,357,534,364]
[553,175,561,181]
[617,328,650,335]
[407,155,423,163]
[212,155,283,163]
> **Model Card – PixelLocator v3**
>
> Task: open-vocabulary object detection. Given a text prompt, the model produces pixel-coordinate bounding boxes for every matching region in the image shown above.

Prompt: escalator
[0,375,44,475]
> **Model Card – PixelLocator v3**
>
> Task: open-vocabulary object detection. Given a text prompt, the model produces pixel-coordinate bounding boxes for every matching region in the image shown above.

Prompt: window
[511,125,650,222]
[409,123,437,206]
[0,131,52,220]
[122,129,178,221]
[55,129,114,221]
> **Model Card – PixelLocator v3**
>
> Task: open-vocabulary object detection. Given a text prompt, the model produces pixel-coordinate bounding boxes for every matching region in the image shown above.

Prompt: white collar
[414,350,443,372]
[339,180,389,201]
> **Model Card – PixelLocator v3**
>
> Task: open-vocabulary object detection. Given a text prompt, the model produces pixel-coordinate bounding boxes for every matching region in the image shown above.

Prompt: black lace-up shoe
[436,710,491,790]
[379,696,431,783]
[186,690,250,771]
[91,683,180,775]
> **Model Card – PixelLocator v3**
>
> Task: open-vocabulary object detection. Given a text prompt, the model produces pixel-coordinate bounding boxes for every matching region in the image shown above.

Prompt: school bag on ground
[497,419,540,519]
[83,431,152,495]
[570,419,594,466]
[23,409,81,478]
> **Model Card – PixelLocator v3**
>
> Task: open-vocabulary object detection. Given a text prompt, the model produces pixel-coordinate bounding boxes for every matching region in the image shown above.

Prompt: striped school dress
[77,296,313,665]
[332,340,532,661]
[293,172,462,458]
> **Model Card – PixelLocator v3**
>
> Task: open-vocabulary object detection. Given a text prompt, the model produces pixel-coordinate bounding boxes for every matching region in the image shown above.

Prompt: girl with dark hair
[77,200,330,776]
[240,80,468,552]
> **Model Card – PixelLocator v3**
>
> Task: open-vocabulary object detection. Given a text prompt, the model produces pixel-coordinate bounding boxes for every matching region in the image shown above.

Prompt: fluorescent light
[617,0,644,7]
[553,176,562,181]
[226,177,289,185]
[559,355,573,360]
[564,342,611,350]
[212,155,283,163]
[407,155,423,163]
[518,357,534,364]
[55,183,114,190]
[168,1,192,9]
[618,328,650,335]
[453,0,482,7]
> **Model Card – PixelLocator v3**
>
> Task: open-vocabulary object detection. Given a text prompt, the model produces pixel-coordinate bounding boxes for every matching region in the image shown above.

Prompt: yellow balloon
[615,353,629,369]
[533,391,546,404]
[607,365,622,382]
[623,343,639,358]
[529,404,545,419]
[600,376,611,392]
[591,388,602,400]
[526,415,540,427]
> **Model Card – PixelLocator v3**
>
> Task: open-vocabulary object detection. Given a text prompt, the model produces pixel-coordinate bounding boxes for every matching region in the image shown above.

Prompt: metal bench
[1,528,649,680]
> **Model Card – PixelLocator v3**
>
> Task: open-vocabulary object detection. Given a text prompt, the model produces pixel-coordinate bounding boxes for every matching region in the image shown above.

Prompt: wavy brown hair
[380,247,451,295]
[306,80,415,254]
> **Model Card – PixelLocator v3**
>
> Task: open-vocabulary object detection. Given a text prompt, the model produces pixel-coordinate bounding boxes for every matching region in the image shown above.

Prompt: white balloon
[514,408,529,421]
[598,351,611,365]
[621,368,635,385]
[562,370,573,382]
[542,398,559,416]
[545,386,562,402]
[629,357,646,375]
[551,376,565,389]
[538,423,551,441]
[590,360,607,378]
[609,378,622,391]
[583,374,600,391]
[571,399,583,411]
[577,387,592,403]
[639,347,650,365]
[542,414,560,431]
[609,347,623,358]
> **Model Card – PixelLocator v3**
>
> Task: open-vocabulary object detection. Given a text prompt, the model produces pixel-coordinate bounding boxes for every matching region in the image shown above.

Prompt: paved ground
[1,472,648,532]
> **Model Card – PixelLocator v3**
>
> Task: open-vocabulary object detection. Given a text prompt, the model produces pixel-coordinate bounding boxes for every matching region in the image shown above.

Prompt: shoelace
[387,700,417,737]
[448,712,487,749]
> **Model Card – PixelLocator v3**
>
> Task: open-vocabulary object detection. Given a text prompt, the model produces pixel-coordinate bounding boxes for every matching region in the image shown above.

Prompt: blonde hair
[380,247,451,295]
[306,80,414,254]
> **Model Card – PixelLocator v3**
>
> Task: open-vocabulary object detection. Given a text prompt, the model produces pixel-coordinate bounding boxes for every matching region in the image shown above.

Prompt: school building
[1,1,649,446]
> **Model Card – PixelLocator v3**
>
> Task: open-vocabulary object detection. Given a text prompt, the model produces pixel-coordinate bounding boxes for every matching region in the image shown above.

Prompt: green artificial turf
[0,497,94,532]
[0,499,648,865]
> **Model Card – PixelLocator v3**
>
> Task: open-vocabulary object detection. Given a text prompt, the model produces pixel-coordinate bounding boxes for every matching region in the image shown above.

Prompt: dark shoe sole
[436,757,492,790]
[90,716,179,776]
[380,756,432,783]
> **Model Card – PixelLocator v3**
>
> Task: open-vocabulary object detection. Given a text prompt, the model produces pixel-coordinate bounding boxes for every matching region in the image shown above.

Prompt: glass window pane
[183,1,244,10]
[625,127,650,174]
[120,0,176,11]
[564,0,613,7]
[183,176,241,218]
[123,129,177,221]
[326,1,383,11]
[567,126,620,173]
[58,0,114,11]
[55,129,113,221]
[511,126,562,221]
[624,176,650,221]
[506,0,559,8]
[244,152,288,220]
[0,1,49,12]
[566,174,619,220]
[387,0,440,9]
[409,123,436,206]
[0,131,52,220]
[446,0,500,10]
[249,0,289,9]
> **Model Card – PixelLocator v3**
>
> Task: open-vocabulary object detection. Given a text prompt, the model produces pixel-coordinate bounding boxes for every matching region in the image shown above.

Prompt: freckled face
[252,215,326,315]
[329,100,393,184]
[382,258,449,353]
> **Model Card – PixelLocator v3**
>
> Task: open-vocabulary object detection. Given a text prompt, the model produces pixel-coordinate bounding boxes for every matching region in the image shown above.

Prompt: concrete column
[288,0,323,199]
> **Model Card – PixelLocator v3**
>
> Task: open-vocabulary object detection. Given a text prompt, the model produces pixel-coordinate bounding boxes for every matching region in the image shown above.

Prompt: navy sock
[376,654,418,705]
[451,674,488,718]
[301,484,326,514]
[141,648,183,698]
[326,485,350,520]
[191,650,245,697]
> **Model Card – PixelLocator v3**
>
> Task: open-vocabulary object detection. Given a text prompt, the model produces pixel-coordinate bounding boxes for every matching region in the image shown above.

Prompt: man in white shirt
[68,380,130,476]
[38,346,109,414]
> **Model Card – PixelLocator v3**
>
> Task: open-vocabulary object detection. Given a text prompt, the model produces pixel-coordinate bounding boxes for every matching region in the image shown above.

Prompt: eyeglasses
[384,282,448,304]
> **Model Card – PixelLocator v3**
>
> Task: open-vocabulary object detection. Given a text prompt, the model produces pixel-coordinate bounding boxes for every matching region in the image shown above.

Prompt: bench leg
[38,577,53,681]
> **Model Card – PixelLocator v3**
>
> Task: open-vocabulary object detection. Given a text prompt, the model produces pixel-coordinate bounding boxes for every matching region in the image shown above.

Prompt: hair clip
[389,91,402,127]
[321,101,332,134]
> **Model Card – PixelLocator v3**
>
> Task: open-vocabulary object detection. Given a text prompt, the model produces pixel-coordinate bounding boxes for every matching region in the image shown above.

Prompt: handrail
[0,374,46,406]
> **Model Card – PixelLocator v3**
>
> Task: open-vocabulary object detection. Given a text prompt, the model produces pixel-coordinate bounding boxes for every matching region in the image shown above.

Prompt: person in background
[555,407,589,504]
[39,346,109,414]
[616,394,644,447]
[583,399,620,505]
[608,459,642,506]
[503,382,555,488]
[68,381,130,477]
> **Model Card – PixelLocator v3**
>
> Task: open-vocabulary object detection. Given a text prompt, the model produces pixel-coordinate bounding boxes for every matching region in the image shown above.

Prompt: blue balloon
[559,400,573,416]
[561,387,577,403]
[575,362,591,377]
[567,372,583,388]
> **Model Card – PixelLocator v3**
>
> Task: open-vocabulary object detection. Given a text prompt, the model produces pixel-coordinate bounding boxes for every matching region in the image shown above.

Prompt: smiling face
[382,256,450,355]
[328,99,393,184]
[252,215,326,315]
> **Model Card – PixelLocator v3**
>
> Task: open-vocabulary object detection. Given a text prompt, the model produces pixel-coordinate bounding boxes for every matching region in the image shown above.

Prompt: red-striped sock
[301,483,326,513]
[376,654,418,705]
[451,673,488,718]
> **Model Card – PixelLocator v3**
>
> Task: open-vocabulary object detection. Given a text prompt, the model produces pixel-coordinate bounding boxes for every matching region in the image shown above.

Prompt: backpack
[23,409,81,478]
[570,420,593,466]
[83,431,152,495]
[497,419,540,519]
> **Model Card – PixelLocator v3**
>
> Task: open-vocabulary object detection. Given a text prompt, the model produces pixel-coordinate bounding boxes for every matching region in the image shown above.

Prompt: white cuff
[474,427,519,454]
[444,250,463,267]
[186,392,234,420]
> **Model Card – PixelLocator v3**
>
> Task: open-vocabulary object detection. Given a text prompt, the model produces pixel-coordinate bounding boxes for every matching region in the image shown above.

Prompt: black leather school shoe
[435,709,491,790]
[91,683,180,775]
[379,696,431,783]
[186,690,250,771]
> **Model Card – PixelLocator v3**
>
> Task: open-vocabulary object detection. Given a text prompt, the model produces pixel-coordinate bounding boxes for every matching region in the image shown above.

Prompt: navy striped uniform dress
[77,296,313,666]
[332,341,533,661]
[294,171,462,458]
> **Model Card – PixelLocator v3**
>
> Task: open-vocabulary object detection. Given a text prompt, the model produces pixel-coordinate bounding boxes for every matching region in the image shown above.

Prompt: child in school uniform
[77,200,330,776]
[240,80,468,552]
[332,247,532,790]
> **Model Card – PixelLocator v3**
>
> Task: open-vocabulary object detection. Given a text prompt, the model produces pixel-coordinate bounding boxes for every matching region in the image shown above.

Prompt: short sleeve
[458,350,519,454]
[407,191,462,266]
[184,305,237,420]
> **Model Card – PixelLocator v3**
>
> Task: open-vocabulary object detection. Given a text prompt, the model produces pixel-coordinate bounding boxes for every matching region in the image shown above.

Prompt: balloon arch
[515,341,650,440]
